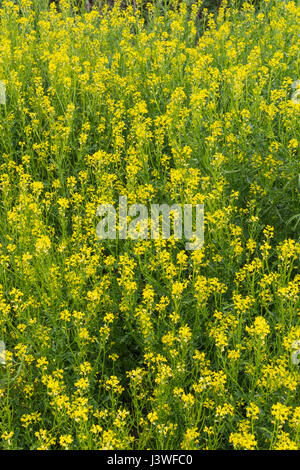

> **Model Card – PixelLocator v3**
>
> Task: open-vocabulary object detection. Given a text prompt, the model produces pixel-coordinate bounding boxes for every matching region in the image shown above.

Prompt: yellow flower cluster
[0,0,299,451]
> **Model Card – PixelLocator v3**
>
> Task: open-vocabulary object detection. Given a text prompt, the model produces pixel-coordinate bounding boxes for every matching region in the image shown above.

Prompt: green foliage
[0,0,299,451]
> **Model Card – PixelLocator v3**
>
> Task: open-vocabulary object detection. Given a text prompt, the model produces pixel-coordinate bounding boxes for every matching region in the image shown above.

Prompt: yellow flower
[59,434,73,449]
[35,235,51,254]
[271,403,291,425]
[246,316,270,340]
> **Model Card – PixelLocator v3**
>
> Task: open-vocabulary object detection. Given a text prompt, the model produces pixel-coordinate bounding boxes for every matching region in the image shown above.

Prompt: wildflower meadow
[0,0,299,451]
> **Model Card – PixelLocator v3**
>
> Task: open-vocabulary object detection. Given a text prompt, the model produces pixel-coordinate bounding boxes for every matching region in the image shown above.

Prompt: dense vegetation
[0,0,299,450]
